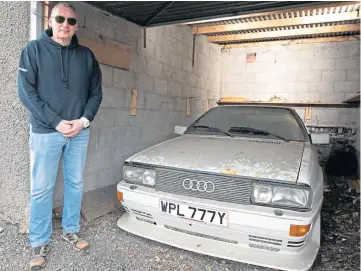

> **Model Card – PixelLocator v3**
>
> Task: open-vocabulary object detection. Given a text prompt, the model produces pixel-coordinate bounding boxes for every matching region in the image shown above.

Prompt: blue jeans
[29,129,89,248]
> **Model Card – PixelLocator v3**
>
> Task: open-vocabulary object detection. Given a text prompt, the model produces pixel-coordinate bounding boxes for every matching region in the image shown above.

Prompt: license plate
[159,200,228,227]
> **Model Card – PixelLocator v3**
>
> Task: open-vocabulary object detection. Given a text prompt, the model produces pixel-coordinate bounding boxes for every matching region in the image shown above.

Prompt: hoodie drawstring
[60,47,69,89]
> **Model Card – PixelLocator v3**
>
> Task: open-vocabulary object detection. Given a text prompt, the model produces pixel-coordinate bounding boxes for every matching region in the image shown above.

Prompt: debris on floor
[347,180,360,193]
[314,132,360,271]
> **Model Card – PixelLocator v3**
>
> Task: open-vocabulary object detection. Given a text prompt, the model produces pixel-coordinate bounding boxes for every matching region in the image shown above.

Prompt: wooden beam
[221,36,360,49]
[305,107,312,120]
[216,100,359,108]
[43,1,49,30]
[192,34,196,67]
[143,28,146,48]
[193,11,360,34]
[209,24,360,43]
[182,1,359,25]
[186,97,191,116]
[130,89,137,116]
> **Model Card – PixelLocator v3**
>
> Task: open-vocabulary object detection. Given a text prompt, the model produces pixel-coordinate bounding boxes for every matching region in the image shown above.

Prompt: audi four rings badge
[182,178,215,193]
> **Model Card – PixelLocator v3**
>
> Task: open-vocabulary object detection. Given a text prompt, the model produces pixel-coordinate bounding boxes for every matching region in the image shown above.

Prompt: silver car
[116,105,328,271]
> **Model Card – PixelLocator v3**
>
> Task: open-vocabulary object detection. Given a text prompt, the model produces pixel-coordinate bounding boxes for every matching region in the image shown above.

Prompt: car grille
[155,168,252,205]
[164,225,238,244]
[287,240,305,248]
[249,235,282,252]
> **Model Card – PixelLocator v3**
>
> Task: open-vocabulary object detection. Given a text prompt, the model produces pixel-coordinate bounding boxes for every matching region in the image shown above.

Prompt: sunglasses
[54,15,77,26]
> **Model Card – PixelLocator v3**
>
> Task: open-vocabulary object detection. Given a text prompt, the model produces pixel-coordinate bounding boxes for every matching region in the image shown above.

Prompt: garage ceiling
[188,1,360,48]
[84,1,329,27]
[84,1,359,48]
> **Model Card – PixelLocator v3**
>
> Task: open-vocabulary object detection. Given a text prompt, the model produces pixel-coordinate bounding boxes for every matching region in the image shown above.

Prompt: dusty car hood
[128,135,305,182]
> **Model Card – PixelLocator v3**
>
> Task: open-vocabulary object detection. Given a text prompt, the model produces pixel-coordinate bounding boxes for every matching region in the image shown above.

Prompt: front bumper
[116,181,322,271]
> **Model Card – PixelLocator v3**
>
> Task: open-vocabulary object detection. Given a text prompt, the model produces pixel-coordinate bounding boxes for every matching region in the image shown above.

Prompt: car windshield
[185,106,307,142]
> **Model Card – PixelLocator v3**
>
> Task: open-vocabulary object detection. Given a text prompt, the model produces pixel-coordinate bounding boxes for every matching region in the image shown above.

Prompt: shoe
[29,244,50,270]
[62,232,89,251]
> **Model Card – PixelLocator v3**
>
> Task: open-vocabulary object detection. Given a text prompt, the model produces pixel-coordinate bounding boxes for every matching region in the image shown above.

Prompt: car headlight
[252,183,310,208]
[123,165,156,186]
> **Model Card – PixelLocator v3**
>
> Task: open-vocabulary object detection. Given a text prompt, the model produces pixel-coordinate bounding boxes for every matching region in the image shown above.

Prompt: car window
[185,106,307,141]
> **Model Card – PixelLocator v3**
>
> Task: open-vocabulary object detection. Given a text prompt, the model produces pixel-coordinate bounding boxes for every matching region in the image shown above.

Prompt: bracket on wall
[186,97,191,116]
[131,88,138,116]
[143,28,147,49]
[305,107,312,120]
[192,34,196,67]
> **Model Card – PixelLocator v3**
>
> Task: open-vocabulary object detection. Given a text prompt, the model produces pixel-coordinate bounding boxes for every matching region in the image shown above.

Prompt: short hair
[50,2,76,17]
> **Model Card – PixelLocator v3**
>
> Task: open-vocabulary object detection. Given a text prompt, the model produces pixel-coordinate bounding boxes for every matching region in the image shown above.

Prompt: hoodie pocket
[46,98,67,120]
[46,97,87,120]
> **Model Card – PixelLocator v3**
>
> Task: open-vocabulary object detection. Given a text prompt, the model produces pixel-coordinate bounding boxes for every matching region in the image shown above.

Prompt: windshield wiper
[190,125,234,137]
[229,126,289,142]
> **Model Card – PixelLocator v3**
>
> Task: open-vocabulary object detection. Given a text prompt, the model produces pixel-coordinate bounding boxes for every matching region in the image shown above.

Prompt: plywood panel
[78,35,131,70]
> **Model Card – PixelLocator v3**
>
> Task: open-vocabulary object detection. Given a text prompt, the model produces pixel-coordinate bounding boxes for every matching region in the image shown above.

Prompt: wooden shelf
[217,100,360,108]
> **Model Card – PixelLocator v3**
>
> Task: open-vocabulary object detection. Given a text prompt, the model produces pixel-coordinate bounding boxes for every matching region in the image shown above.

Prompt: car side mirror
[310,132,330,145]
[174,125,187,135]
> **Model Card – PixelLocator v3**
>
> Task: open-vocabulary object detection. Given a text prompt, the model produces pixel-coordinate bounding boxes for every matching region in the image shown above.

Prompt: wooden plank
[305,107,312,120]
[186,97,190,116]
[77,35,131,70]
[43,1,49,30]
[193,11,360,34]
[219,97,249,103]
[192,34,196,67]
[209,24,360,43]
[216,100,359,108]
[221,36,360,49]
[183,1,358,25]
[130,88,137,116]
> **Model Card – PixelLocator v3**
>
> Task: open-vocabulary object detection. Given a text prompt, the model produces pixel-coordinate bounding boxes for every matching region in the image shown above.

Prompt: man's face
[49,6,78,40]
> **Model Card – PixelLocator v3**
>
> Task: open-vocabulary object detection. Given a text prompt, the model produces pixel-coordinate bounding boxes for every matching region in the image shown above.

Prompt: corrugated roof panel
[189,3,360,28]
[83,1,327,26]
[191,2,359,46]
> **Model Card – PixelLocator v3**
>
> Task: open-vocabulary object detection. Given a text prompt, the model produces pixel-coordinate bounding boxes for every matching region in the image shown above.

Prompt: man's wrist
[80,117,90,128]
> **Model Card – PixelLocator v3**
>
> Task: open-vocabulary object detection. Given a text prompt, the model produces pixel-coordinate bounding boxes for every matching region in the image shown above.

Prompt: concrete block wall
[54,2,221,205]
[220,41,360,127]
[0,1,31,231]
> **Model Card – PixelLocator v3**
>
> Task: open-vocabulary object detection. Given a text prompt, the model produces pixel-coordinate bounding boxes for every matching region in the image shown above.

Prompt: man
[17,2,102,270]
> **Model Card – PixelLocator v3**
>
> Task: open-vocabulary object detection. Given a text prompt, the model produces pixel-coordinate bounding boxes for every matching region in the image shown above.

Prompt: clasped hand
[56,119,84,137]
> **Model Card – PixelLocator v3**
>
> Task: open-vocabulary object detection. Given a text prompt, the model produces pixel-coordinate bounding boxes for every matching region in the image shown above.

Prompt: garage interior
[0,0,359,270]
[37,0,361,215]
[44,0,359,221]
